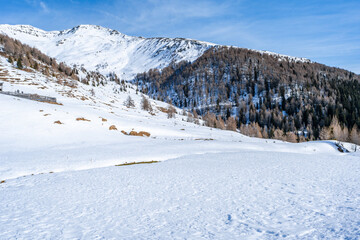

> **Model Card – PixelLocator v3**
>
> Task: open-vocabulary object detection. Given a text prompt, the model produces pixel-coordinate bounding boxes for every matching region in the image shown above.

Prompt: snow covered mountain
[0,24,216,79]
[0,24,311,80]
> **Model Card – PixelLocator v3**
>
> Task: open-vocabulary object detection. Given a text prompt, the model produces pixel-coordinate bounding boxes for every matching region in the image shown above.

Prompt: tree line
[134,46,360,144]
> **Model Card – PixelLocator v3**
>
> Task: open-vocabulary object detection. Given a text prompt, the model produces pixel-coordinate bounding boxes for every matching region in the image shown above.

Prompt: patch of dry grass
[115,160,159,166]
[109,125,117,130]
[41,100,62,105]
[129,131,151,137]
[157,106,169,113]
[76,117,91,122]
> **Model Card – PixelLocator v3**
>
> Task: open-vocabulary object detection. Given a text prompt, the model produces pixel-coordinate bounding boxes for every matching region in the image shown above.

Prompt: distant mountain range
[0,24,309,80]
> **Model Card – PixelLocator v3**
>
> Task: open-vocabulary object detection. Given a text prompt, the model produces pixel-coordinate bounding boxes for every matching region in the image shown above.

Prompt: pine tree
[17,58,23,69]
[285,132,297,143]
[226,116,237,131]
[329,117,342,140]
[217,117,226,130]
[350,125,360,145]
[319,127,330,140]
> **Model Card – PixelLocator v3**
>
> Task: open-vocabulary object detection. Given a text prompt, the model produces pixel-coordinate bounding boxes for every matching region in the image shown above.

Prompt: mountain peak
[0,24,48,36]
[0,24,213,79]
[55,24,125,38]
[0,24,311,79]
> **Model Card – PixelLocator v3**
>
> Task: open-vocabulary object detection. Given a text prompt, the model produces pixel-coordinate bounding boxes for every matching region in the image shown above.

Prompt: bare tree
[124,96,135,108]
[167,104,176,119]
[141,95,152,112]
[217,116,226,130]
[226,116,237,131]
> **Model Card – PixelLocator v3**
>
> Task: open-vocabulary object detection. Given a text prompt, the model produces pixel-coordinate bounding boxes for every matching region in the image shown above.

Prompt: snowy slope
[0,24,311,80]
[1,152,359,239]
[0,51,359,239]
[0,24,215,79]
[0,54,340,180]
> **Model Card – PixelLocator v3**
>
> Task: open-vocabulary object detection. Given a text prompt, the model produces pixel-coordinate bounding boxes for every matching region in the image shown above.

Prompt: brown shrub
[109,125,117,130]
[76,117,91,122]
[21,68,34,73]
[54,120,63,124]
[129,131,151,137]
[139,131,151,137]
[101,118,107,122]
[121,130,128,135]
[157,107,168,113]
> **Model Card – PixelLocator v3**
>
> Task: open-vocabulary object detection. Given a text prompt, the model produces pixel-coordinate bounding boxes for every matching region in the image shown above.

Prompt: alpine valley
[0,24,359,239]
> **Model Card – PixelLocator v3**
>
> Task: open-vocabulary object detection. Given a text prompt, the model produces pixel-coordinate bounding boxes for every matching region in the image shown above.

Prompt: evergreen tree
[17,58,23,69]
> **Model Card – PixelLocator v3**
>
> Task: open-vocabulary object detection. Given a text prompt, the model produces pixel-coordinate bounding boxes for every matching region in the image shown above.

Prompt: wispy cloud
[24,0,50,13]
[94,0,236,35]
[39,1,49,13]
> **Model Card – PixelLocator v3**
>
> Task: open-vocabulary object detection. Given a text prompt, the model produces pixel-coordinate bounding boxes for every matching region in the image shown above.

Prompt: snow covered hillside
[0,24,215,79]
[0,24,311,80]
[0,54,339,180]
[1,47,360,239]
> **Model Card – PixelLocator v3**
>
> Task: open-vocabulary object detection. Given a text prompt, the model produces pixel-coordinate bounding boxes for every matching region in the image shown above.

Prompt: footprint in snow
[225,214,232,225]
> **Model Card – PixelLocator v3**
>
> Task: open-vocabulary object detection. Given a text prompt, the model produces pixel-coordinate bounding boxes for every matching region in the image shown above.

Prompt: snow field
[1,151,359,239]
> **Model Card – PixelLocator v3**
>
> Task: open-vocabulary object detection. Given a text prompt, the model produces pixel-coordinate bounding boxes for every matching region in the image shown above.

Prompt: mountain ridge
[0,24,216,79]
[0,24,311,79]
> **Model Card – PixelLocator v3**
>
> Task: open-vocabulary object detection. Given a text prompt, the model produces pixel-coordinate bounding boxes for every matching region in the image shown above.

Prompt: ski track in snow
[1,152,360,239]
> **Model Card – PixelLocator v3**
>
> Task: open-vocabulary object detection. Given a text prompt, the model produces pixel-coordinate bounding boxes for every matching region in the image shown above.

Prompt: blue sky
[1,0,359,73]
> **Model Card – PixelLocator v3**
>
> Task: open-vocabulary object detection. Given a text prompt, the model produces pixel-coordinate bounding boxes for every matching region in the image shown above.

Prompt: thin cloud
[24,0,50,13]
[39,1,49,13]
[103,0,234,34]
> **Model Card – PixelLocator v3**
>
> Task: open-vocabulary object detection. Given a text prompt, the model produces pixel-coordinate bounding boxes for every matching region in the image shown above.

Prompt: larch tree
[226,116,237,131]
